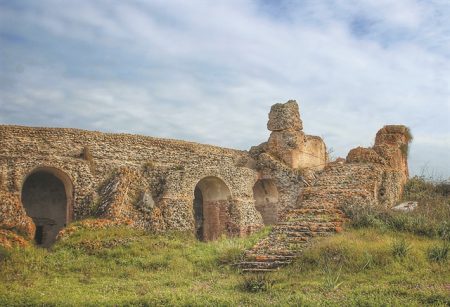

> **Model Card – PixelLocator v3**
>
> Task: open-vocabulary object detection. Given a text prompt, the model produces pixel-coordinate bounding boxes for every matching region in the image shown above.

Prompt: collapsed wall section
[345,125,412,208]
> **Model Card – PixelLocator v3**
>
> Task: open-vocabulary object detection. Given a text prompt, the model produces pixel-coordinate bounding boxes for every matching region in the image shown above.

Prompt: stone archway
[21,167,73,247]
[253,179,279,225]
[193,176,232,241]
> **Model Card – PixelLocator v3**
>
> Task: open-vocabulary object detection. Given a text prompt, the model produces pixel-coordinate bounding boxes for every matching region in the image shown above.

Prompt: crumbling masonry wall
[0,125,266,244]
[0,100,411,247]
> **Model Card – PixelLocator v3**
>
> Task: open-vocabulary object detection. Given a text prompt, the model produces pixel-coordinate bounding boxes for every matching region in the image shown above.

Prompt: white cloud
[0,0,449,178]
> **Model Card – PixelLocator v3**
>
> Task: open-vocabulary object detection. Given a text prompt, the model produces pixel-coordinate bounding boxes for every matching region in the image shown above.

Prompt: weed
[437,222,450,241]
[342,176,450,241]
[323,264,344,290]
[217,246,243,265]
[360,251,374,271]
[400,143,409,157]
[391,238,411,258]
[0,226,449,306]
[142,161,154,172]
[427,243,449,263]
[240,274,274,293]
[173,165,184,171]
[435,182,450,197]
[81,145,95,174]
[404,126,413,143]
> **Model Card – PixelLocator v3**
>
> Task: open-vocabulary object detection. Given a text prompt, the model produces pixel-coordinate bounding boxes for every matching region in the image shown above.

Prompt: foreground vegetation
[0,176,449,306]
[0,226,448,306]
[343,175,450,240]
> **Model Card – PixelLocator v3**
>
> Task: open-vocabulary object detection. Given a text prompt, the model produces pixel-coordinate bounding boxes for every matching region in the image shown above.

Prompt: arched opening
[253,179,279,225]
[21,167,73,247]
[193,176,232,241]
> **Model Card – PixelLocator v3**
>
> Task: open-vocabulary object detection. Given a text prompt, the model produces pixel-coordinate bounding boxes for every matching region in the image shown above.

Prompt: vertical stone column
[267,100,305,168]
[266,100,327,170]
[374,125,412,183]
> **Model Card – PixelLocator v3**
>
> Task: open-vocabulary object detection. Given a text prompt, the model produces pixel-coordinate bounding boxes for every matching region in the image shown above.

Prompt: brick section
[202,200,233,241]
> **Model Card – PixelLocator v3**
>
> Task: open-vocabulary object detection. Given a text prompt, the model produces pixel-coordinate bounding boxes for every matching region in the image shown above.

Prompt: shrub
[437,222,450,241]
[391,238,411,258]
[400,144,409,157]
[342,176,450,241]
[404,126,413,143]
[341,203,387,230]
[240,274,274,293]
[427,243,449,263]
[434,182,450,197]
[217,246,243,265]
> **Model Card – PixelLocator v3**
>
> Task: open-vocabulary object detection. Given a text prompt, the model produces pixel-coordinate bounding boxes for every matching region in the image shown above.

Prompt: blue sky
[0,0,449,178]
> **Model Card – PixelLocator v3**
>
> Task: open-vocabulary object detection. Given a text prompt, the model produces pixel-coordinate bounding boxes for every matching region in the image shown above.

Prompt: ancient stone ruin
[0,100,411,256]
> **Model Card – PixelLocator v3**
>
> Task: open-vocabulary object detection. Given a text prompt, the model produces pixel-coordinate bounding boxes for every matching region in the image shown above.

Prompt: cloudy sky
[0,0,449,178]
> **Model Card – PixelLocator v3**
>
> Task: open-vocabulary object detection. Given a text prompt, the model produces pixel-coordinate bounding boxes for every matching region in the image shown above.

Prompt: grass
[427,243,449,263]
[343,176,450,240]
[1,176,449,306]
[391,238,411,258]
[0,226,448,306]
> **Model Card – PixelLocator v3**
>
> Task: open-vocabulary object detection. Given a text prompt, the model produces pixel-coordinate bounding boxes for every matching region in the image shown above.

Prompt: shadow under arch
[253,179,279,225]
[193,176,232,241]
[21,166,74,247]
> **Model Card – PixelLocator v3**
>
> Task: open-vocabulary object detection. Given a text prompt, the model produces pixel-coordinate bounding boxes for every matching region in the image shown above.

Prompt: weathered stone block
[267,130,305,168]
[267,100,303,131]
[296,135,327,171]
[346,146,386,164]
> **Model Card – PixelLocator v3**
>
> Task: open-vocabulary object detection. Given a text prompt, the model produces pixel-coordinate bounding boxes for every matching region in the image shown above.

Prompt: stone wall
[0,125,265,244]
[0,100,411,247]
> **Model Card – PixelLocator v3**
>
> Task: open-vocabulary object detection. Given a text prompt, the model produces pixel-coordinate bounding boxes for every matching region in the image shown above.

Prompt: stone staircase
[238,162,378,272]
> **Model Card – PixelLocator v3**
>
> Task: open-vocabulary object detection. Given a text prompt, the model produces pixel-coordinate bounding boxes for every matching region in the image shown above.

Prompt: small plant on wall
[81,146,96,174]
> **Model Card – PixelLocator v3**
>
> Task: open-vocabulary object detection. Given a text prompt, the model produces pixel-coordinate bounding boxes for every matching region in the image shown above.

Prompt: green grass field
[1,176,449,306]
[0,224,448,306]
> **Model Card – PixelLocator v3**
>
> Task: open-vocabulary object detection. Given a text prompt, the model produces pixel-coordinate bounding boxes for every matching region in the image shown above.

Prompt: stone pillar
[373,125,412,182]
[267,100,305,168]
[266,100,327,170]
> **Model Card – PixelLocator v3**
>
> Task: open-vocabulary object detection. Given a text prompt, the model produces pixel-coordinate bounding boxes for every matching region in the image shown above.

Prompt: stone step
[271,230,333,238]
[274,220,343,228]
[281,209,344,218]
[243,253,297,261]
[283,208,343,214]
[276,236,310,243]
[295,202,339,209]
[237,260,292,269]
[247,247,304,256]
[272,229,312,236]
[270,227,336,235]
[241,268,277,272]
[281,215,344,223]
